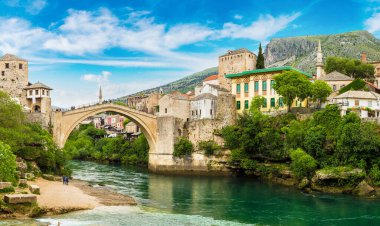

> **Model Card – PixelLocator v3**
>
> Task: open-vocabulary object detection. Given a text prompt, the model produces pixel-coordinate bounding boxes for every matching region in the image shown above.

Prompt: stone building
[361,52,380,88]
[0,54,28,106]
[218,48,257,91]
[226,66,312,113]
[318,71,354,93]
[125,92,160,115]
[0,53,53,127]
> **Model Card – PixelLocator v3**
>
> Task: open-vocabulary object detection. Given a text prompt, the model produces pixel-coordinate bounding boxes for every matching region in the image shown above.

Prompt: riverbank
[0,178,137,219]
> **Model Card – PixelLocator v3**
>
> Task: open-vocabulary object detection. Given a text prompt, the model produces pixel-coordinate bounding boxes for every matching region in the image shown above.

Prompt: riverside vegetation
[63,123,149,165]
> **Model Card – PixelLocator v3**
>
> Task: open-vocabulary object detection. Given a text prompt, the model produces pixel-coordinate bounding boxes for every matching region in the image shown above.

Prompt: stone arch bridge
[52,103,157,157]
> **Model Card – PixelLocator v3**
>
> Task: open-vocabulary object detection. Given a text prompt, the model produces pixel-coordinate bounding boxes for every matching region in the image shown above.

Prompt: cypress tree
[256,43,265,69]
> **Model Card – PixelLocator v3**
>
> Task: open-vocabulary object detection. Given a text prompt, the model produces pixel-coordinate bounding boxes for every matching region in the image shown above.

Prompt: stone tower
[0,54,28,106]
[218,48,256,91]
[99,86,103,104]
[316,40,326,78]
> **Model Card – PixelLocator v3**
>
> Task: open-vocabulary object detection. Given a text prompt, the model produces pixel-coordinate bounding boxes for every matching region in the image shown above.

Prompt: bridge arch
[53,103,157,154]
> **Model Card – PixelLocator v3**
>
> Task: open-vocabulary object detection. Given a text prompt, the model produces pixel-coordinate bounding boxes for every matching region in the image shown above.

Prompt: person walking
[62,176,66,185]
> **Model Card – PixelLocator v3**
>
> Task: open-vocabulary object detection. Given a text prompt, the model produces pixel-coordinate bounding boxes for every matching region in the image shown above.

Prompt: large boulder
[311,167,365,193]
[0,182,12,189]
[29,185,40,195]
[3,194,37,204]
[352,180,375,196]
[18,179,28,187]
[16,157,27,172]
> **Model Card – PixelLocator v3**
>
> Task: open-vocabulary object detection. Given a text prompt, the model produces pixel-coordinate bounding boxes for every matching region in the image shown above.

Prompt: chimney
[361,52,367,63]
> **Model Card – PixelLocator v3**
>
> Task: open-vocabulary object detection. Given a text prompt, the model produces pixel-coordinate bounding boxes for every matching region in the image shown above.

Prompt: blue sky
[1,0,380,107]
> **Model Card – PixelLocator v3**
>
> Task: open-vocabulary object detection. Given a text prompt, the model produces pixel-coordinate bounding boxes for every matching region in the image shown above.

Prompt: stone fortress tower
[0,53,53,128]
[0,54,29,106]
[218,48,257,91]
[316,40,326,78]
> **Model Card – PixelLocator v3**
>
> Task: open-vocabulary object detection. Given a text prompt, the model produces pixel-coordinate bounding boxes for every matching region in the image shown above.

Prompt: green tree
[256,43,265,69]
[290,148,317,179]
[273,71,311,112]
[249,96,266,113]
[310,80,332,109]
[0,141,17,183]
[325,57,375,81]
[173,137,194,157]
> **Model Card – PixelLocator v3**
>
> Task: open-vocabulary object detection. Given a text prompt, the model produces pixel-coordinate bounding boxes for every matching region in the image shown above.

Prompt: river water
[3,160,380,225]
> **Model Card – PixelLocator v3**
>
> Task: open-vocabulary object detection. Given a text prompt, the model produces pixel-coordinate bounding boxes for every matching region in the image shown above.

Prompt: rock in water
[352,180,375,196]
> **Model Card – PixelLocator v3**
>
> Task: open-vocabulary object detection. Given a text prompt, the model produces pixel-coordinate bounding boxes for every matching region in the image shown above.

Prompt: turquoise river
[3,160,380,225]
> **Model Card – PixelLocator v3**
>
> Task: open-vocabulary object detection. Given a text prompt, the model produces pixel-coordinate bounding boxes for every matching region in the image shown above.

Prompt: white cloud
[218,13,301,41]
[365,12,380,34]
[4,0,47,15]
[234,14,243,20]
[0,17,50,55]
[81,71,111,84]
[26,0,47,15]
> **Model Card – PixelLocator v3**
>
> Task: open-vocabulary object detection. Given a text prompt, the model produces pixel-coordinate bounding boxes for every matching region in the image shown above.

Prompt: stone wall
[0,59,28,107]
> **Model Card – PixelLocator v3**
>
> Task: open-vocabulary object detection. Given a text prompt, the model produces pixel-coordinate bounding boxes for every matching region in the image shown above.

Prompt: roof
[24,82,53,90]
[206,84,229,92]
[203,74,218,82]
[319,71,354,81]
[225,66,312,79]
[334,91,380,100]
[191,93,217,101]
[0,54,27,62]
[220,48,254,57]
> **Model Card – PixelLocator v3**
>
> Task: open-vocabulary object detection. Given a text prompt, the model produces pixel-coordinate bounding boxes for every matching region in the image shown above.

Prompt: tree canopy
[325,57,375,81]
[256,43,265,69]
[273,71,311,112]
[310,80,333,109]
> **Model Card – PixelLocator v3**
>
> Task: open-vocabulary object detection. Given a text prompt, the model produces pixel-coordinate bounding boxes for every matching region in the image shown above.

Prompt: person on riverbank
[62,176,66,185]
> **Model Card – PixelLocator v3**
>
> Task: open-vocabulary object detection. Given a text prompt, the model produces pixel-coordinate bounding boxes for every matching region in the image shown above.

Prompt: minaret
[98,86,103,104]
[316,40,325,78]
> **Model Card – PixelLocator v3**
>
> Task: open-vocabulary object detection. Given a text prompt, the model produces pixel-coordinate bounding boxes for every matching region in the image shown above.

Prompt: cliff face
[264,30,380,74]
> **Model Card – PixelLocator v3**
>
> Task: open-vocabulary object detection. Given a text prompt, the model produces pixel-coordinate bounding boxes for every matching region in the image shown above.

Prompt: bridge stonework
[52,103,162,169]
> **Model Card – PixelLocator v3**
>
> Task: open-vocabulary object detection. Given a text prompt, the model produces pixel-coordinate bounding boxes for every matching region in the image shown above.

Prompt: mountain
[120,30,380,99]
[118,67,218,99]
[264,30,380,74]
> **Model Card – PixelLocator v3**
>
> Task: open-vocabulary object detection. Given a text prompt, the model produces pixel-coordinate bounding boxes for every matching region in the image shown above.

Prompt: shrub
[0,186,15,193]
[173,137,193,158]
[0,141,17,183]
[290,148,317,179]
[370,164,380,186]
[198,140,220,156]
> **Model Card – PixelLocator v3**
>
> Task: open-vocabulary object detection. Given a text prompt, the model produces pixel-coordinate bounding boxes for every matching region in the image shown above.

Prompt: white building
[332,91,380,118]
[190,75,228,120]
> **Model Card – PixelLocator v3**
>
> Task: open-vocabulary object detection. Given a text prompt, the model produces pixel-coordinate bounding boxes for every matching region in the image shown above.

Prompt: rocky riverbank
[0,178,136,219]
[251,163,380,198]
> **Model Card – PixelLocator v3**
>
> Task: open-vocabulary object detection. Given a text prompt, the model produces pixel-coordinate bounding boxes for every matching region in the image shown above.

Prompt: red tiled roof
[203,75,218,82]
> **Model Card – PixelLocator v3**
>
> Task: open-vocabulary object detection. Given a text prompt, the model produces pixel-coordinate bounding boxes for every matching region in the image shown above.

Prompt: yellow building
[225,66,312,113]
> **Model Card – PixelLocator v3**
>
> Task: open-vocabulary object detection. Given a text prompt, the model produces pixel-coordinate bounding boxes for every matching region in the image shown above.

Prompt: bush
[198,140,220,156]
[370,164,380,186]
[0,186,15,193]
[290,148,317,179]
[173,137,193,158]
[0,141,17,183]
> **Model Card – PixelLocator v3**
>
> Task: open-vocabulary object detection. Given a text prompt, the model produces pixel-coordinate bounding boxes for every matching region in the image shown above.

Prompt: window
[355,100,359,106]
[270,98,275,107]
[270,80,275,90]
[244,100,249,109]
[1,71,4,76]
[262,81,267,91]
[279,97,284,107]
[333,85,336,92]
[46,91,49,96]
[19,64,22,69]
[263,98,267,108]
[200,110,201,116]
[254,81,259,91]
[369,101,372,107]
[192,111,194,116]
[165,108,167,113]
[210,109,213,115]
[236,84,241,94]
[237,101,241,110]
[5,63,9,69]
[35,90,39,95]
[196,110,198,115]
[244,83,249,93]
[42,90,45,95]
[29,90,32,95]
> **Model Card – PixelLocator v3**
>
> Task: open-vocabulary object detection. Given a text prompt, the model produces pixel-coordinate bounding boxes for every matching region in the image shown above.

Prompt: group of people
[62,176,69,185]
